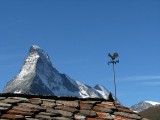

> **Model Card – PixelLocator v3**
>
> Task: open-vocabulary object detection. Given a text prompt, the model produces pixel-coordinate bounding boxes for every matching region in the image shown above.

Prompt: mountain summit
[3,45,110,99]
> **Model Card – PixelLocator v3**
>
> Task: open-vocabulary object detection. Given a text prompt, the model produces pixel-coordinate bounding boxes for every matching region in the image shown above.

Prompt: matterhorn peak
[29,45,47,55]
[29,45,50,60]
[3,45,110,99]
[29,45,41,53]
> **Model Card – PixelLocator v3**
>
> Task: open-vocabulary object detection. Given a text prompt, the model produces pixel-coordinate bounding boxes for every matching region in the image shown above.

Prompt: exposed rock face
[3,45,110,99]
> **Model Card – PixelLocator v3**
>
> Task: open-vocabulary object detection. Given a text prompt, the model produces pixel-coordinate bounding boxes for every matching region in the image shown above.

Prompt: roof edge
[0,93,114,102]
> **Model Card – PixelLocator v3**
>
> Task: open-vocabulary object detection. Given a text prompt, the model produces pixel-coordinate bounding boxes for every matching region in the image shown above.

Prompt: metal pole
[108,52,119,102]
[112,63,117,101]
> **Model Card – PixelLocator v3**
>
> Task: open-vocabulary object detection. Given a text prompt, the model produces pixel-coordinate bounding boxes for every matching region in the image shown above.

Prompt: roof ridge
[0,93,113,101]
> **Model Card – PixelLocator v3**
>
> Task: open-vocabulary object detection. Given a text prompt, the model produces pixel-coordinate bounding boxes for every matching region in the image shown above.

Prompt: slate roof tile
[0,97,6,100]
[114,112,142,119]
[86,118,105,120]
[96,112,113,119]
[0,103,12,108]
[12,106,40,113]
[79,110,97,117]
[55,105,78,112]
[25,118,39,120]
[0,93,145,120]
[17,103,41,109]
[41,100,56,108]
[7,109,34,116]
[1,98,22,104]
[8,97,29,103]
[80,103,93,110]
[1,114,24,119]
[39,112,58,116]
[97,103,117,110]
[93,105,113,113]
[74,113,86,120]
[35,114,52,119]
[45,108,61,115]
[0,107,9,112]
[55,110,73,117]
[56,100,79,107]
[51,117,72,120]
[29,98,42,105]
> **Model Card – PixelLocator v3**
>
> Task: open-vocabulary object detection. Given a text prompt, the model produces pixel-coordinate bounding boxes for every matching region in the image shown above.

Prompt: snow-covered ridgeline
[145,101,160,106]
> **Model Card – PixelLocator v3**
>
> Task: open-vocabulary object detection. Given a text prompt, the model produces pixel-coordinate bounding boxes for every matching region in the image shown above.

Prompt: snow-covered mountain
[3,45,110,99]
[131,101,160,112]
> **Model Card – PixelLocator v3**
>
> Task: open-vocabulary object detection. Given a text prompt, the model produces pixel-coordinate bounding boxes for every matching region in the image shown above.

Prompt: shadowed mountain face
[3,45,110,99]
[139,106,160,120]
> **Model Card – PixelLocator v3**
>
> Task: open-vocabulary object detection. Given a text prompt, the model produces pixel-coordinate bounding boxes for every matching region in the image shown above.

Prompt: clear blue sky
[0,0,160,107]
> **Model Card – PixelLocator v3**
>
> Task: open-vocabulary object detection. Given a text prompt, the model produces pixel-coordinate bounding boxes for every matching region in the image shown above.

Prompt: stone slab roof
[0,93,147,120]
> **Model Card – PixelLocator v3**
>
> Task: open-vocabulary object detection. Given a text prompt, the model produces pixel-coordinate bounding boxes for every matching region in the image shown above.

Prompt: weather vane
[108,52,119,101]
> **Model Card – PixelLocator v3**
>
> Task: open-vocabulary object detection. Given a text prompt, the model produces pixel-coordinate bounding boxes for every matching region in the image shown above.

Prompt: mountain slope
[131,101,160,112]
[3,45,110,99]
[139,106,160,120]
[94,84,110,97]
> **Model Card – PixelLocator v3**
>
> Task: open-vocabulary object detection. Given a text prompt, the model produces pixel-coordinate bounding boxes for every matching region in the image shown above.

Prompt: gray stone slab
[56,110,73,117]
[0,102,12,108]
[35,114,52,119]
[56,100,79,107]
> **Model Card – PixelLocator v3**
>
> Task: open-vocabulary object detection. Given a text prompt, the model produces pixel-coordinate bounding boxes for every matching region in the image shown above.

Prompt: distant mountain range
[131,101,160,112]
[3,45,110,99]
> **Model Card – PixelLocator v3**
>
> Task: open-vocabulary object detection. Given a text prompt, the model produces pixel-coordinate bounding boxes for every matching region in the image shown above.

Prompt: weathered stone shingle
[79,110,97,117]
[1,114,24,119]
[55,110,73,117]
[41,100,56,108]
[29,98,42,105]
[93,105,113,113]
[56,100,79,107]
[8,109,34,116]
[0,102,12,108]
[55,105,78,112]
[96,112,113,119]
[80,103,93,110]
[12,106,40,113]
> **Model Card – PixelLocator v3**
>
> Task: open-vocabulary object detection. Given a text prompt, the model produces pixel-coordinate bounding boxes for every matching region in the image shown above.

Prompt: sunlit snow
[145,101,160,106]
